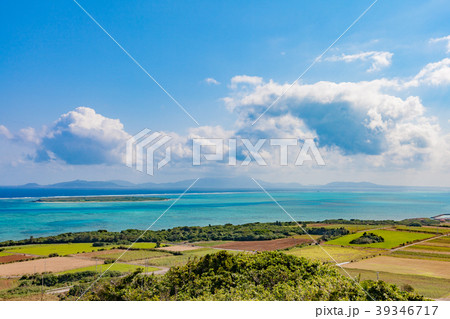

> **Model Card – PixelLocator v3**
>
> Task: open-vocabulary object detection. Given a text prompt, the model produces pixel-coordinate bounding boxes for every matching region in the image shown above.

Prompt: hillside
[73,251,424,301]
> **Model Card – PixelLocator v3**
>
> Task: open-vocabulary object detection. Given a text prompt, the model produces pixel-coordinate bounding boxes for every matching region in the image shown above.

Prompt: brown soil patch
[0,257,98,277]
[72,249,125,258]
[343,256,450,279]
[158,245,199,252]
[213,237,313,251]
[0,254,34,264]
[0,278,17,290]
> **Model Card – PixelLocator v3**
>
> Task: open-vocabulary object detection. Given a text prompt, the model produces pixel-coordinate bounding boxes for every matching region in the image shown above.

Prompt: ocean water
[0,190,449,241]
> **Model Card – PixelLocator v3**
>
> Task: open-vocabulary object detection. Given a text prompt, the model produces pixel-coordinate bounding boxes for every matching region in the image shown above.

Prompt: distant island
[34,196,168,203]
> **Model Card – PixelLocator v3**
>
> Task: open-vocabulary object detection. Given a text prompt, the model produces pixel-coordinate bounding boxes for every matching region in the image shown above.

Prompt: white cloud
[225,74,448,168]
[430,35,450,53]
[406,58,450,87]
[204,77,220,85]
[327,51,393,72]
[18,127,41,144]
[230,75,264,89]
[0,125,13,139]
[34,107,130,165]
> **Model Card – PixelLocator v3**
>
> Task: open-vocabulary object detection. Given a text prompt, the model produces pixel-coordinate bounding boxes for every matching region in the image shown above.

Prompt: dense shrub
[73,251,425,301]
[350,232,384,244]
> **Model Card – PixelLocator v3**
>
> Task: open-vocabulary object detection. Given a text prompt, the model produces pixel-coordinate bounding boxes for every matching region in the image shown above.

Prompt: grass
[2,243,114,256]
[0,251,13,257]
[0,279,17,291]
[58,263,152,274]
[405,244,450,252]
[307,223,388,232]
[343,256,450,279]
[326,230,434,249]
[194,241,232,247]
[340,268,450,299]
[391,250,450,262]
[127,242,157,249]
[429,236,450,244]
[395,225,450,234]
[285,245,384,263]
[97,250,171,262]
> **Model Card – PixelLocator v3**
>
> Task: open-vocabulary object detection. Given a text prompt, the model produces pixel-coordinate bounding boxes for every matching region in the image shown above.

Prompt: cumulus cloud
[224,74,447,167]
[430,35,450,53]
[204,78,220,85]
[406,58,450,87]
[327,51,393,72]
[34,107,130,165]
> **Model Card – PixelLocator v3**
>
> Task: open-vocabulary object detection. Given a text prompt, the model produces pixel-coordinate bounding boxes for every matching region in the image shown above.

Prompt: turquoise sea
[1,190,449,241]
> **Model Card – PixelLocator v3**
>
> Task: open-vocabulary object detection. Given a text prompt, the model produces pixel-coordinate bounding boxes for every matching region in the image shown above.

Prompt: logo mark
[126,129,172,175]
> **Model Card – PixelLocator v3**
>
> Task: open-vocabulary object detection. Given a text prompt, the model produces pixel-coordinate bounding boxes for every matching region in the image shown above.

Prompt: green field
[58,263,152,274]
[285,245,383,263]
[97,250,171,262]
[395,225,450,234]
[307,223,388,232]
[391,250,450,262]
[2,243,114,256]
[429,236,450,244]
[0,252,13,257]
[326,230,434,249]
[128,242,158,249]
[340,268,450,299]
[406,244,450,252]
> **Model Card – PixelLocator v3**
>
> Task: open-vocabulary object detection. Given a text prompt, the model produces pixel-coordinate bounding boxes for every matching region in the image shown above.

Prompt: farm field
[211,237,313,251]
[0,254,34,264]
[343,256,450,279]
[0,252,14,257]
[307,223,388,232]
[58,263,152,274]
[391,250,450,261]
[395,225,450,234]
[1,243,115,256]
[194,241,232,247]
[285,245,384,263]
[0,278,16,290]
[341,268,450,299]
[405,244,450,252]
[0,257,98,276]
[326,230,434,248]
[127,242,157,249]
[73,249,124,258]
[158,245,200,252]
[95,249,172,262]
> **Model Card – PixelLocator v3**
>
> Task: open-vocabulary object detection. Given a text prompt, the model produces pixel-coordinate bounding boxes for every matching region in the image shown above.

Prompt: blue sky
[1,0,450,186]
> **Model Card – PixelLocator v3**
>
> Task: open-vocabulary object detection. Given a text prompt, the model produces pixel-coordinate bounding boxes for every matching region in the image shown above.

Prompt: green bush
[75,251,424,301]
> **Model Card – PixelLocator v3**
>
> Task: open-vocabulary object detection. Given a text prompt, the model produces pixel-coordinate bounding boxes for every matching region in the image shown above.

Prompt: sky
[1,0,450,186]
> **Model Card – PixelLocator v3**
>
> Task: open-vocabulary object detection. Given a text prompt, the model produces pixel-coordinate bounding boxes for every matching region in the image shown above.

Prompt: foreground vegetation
[0,218,447,301]
[72,251,425,301]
